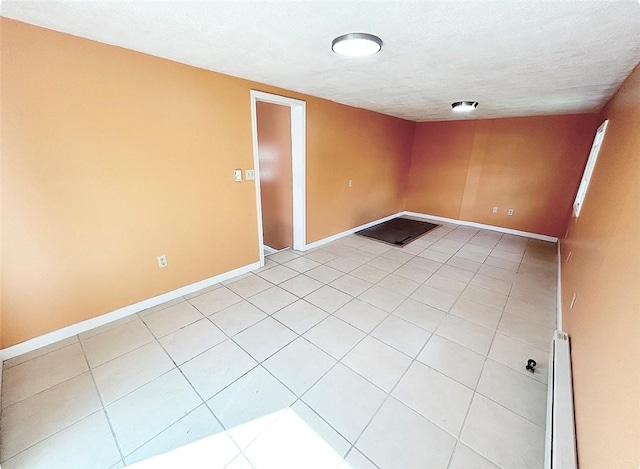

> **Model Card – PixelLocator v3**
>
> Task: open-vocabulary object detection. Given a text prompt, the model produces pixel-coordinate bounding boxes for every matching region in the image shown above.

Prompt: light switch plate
[245,169,255,180]
[233,169,242,182]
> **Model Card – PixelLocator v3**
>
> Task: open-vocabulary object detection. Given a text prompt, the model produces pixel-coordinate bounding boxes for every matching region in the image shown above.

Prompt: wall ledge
[0,261,261,360]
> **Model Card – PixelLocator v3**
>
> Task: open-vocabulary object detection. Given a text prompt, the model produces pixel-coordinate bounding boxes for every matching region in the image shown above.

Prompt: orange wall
[1,19,260,348]
[306,99,414,241]
[407,114,599,237]
[406,121,476,219]
[0,19,414,347]
[256,101,293,250]
[560,63,640,468]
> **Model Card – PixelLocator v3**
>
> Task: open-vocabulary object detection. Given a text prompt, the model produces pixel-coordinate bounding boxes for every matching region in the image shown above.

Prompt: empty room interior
[1,2,639,468]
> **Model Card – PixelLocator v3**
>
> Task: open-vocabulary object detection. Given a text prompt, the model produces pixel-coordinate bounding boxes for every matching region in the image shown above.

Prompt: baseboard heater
[545,330,578,469]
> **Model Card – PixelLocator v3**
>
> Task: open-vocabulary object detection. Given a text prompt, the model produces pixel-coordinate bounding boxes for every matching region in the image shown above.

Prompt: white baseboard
[405,210,562,327]
[304,212,403,251]
[263,245,278,254]
[305,210,557,252]
[0,211,559,360]
[0,261,261,361]
[402,211,559,242]
[556,242,563,331]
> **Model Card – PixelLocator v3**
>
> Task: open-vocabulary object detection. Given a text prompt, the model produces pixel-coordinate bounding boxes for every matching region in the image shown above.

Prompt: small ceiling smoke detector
[332,33,383,57]
[451,101,479,113]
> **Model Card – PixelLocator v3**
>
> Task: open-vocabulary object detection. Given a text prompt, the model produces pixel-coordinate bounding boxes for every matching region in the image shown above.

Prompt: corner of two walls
[0,18,415,348]
[402,94,639,467]
[3,28,638,469]
[405,115,600,238]
[304,100,415,243]
[0,17,613,355]
[406,120,477,219]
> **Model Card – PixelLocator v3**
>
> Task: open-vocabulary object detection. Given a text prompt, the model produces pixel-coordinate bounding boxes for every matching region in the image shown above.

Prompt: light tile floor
[1,220,557,468]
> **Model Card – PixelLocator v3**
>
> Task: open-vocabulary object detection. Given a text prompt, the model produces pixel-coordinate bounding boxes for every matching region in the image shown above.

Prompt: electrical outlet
[245,169,255,180]
[157,254,168,268]
[492,206,498,214]
[233,169,242,182]
[507,208,514,216]
[348,179,353,188]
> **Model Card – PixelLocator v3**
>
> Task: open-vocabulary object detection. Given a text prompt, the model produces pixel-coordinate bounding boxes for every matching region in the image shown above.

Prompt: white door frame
[250,90,307,266]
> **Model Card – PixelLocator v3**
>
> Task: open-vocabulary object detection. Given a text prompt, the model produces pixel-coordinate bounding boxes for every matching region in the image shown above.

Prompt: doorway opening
[250,91,306,266]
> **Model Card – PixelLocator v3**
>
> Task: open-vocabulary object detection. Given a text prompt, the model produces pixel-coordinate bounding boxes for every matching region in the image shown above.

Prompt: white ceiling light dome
[332,33,383,57]
[451,101,479,113]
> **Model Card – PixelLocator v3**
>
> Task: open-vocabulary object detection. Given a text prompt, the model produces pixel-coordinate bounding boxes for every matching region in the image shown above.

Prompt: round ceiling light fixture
[451,101,479,113]
[332,33,383,57]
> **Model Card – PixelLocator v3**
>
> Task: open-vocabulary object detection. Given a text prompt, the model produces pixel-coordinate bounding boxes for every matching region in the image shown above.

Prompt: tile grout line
[197,304,376,462]
[0,346,87,411]
[143,266,348,456]
[2,259,384,465]
[238,239,401,443]
[174,260,361,458]
[0,340,113,465]
[255,307,391,460]
[88,309,242,464]
[452,317,502,467]
[3,226,557,467]
[77,336,127,467]
[347,328,437,462]
[451,238,552,467]
[100,311,229,461]
[352,234,546,467]
[441,233,515,469]
[311,234,456,458]
[128,318,248,465]
[1,336,82,371]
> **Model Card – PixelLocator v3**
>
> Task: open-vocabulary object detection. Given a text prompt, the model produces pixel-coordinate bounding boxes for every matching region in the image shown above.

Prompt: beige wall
[560,63,640,468]
[256,101,293,250]
[407,114,599,237]
[0,19,414,347]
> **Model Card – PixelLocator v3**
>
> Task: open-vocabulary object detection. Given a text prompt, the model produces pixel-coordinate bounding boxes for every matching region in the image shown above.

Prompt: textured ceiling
[2,1,640,122]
